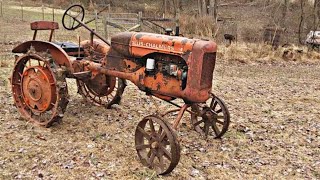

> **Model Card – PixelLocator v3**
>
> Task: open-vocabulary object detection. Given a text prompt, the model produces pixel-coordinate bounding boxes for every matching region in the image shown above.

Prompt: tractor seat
[54,42,84,57]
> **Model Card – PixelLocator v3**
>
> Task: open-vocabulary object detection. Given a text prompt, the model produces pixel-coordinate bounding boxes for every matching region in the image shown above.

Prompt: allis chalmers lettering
[132,41,175,51]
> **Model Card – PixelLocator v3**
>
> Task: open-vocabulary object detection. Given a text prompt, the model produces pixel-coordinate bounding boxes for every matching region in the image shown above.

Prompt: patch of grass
[312,171,320,179]
[0,59,10,67]
[132,170,159,180]
[218,43,320,64]
[224,130,246,140]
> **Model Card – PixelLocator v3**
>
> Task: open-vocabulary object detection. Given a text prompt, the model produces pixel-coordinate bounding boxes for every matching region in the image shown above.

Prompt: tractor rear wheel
[11,51,69,127]
[77,77,126,108]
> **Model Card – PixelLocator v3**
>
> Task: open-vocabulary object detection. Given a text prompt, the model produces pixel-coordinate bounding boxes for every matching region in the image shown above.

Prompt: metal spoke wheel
[62,4,85,30]
[76,76,126,108]
[135,115,180,175]
[191,96,230,138]
[11,51,69,127]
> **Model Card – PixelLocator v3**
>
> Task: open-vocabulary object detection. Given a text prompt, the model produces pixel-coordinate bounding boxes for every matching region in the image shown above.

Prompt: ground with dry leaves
[0,60,319,179]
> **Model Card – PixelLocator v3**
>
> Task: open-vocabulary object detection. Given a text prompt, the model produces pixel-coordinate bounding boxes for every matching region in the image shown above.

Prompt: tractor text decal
[132,41,175,51]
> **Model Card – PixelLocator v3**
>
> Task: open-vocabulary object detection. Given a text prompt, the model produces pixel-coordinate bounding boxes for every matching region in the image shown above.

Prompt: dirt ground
[0,60,319,179]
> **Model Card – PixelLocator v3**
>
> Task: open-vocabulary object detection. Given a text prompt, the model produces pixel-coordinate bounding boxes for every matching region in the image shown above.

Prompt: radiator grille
[200,53,216,89]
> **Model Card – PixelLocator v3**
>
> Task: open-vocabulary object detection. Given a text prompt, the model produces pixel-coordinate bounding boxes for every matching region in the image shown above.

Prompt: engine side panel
[109,32,217,103]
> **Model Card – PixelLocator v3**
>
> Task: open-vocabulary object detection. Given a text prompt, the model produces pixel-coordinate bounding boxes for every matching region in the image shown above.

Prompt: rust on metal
[31,21,59,41]
[12,41,74,73]
[31,21,59,30]
[11,52,69,127]
[135,115,180,174]
[191,95,230,138]
[172,104,190,129]
[10,4,229,176]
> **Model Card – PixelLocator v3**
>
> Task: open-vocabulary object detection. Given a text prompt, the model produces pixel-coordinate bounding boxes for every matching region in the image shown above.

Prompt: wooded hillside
[32,0,319,45]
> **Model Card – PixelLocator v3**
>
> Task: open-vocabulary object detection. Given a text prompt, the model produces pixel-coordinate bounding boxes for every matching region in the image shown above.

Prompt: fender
[12,40,74,73]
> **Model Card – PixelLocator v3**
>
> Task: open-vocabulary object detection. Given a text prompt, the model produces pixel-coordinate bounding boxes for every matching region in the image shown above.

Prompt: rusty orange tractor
[11,5,230,174]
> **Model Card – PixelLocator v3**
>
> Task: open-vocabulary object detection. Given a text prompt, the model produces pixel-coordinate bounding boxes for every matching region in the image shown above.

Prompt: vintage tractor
[11,5,230,174]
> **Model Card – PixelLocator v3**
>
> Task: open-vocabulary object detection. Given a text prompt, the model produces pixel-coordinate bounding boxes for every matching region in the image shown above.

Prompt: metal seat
[30,21,59,42]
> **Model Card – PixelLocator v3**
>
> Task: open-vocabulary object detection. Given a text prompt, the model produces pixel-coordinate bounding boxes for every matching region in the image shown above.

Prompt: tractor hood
[111,32,203,57]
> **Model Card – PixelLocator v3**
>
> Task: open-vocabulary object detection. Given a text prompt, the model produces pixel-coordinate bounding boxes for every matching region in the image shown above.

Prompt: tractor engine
[105,32,217,103]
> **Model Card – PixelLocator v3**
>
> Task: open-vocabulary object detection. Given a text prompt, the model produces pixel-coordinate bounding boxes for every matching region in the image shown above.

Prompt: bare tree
[314,0,320,30]
[280,0,288,28]
[318,0,320,24]
[202,0,207,15]
[162,0,167,18]
[209,0,218,22]
[298,0,305,44]
[198,0,202,16]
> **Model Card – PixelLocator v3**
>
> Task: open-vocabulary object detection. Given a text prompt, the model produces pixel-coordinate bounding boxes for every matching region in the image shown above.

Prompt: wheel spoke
[66,13,73,18]
[211,100,218,110]
[215,119,224,125]
[158,155,165,172]
[159,131,166,142]
[216,115,224,120]
[194,119,205,127]
[204,122,210,136]
[72,20,75,28]
[160,146,172,161]
[137,126,151,140]
[216,108,222,113]
[75,12,83,19]
[212,123,220,136]
[135,144,150,150]
[149,119,155,133]
[158,125,163,134]
[149,151,156,166]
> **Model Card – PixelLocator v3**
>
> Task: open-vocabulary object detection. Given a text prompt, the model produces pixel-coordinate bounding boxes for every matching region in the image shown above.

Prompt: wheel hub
[22,66,56,112]
[203,108,216,123]
[27,80,42,101]
[151,141,158,149]
[85,74,116,96]
[191,96,230,138]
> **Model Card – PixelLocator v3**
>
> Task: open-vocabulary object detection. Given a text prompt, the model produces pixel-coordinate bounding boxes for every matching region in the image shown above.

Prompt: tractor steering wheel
[62,4,85,30]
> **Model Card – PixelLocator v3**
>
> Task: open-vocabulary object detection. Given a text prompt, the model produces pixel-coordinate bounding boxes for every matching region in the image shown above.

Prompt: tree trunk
[202,0,207,15]
[163,0,166,18]
[298,0,305,44]
[173,0,181,18]
[208,0,218,22]
[314,0,319,31]
[280,0,288,28]
[198,0,202,16]
[317,0,320,24]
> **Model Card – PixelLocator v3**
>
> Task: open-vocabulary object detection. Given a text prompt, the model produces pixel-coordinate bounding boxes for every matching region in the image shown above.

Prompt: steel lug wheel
[191,96,230,138]
[77,77,126,108]
[11,52,69,127]
[135,115,180,175]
